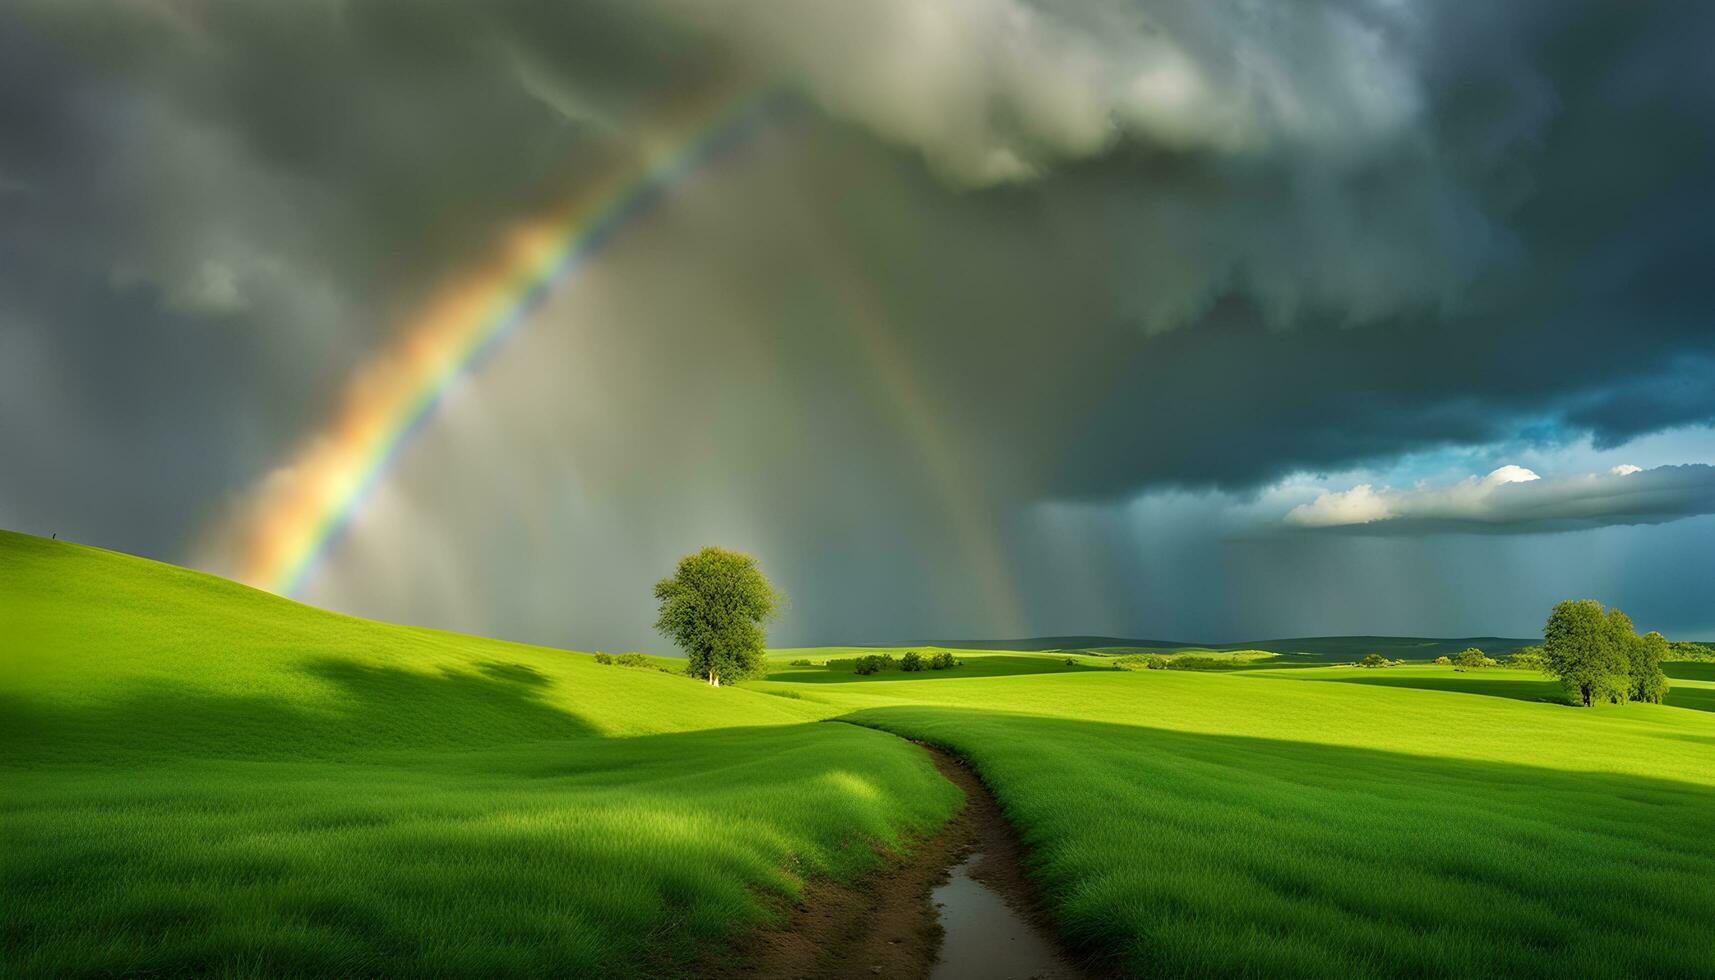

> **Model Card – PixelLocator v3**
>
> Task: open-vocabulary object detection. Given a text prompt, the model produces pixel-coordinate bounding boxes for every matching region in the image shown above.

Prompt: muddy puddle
[930,852,1081,980]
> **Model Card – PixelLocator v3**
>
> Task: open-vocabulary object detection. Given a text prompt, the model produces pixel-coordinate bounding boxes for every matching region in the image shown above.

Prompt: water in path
[930,852,1081,980]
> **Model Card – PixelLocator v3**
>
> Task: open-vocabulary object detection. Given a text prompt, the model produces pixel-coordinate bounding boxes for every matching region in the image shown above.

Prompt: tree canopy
[1627,630,1670,705]
[1541,599,1668,707]
[1453,647,1494,669]
[652,547,781,687]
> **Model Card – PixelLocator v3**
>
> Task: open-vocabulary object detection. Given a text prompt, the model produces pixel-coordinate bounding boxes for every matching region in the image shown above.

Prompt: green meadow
[6,530,1715,977]
[0,532,958,977]
[757,657,1715,976]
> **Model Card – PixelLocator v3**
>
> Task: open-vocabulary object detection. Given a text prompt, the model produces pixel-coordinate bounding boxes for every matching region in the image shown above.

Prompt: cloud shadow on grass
[1254,670,1574,706]
[2,656,600,762]
[1255,666,1715,714]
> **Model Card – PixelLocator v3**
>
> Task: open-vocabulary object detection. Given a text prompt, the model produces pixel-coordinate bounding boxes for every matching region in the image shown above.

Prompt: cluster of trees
[592,651,651,668]
[1116,654,1170,670]
[1425,605,1673,707]
[1432,648,1515,668]
[1542,600,1669,707]
[1504,647,1546,670]
[1114,654,1235,671]
[853,653,894,674]
[1452,647,1497,670]
[1668,640,1715,662]
[853,650,959,675]
[1359,653,1405,668]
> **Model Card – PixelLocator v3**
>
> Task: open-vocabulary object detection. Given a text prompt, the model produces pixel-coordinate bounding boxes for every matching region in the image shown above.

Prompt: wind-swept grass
[761,653,1715,977]
[9,530,1713,978]
[0,533,958,977]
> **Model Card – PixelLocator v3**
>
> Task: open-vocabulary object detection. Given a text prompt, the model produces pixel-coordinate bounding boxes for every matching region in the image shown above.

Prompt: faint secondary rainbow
[238,87,781,596]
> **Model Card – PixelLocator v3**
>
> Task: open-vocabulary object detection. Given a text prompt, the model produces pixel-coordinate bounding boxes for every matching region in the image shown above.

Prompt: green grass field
[750,658,1715,976]
[5,530,1714,977]
[0,532,958,977]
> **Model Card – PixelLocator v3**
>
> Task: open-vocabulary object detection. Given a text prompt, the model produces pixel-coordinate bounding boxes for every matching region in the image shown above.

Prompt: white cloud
[1485,464,1541,485]
[1285,464,1715,534]
[1286,482,1394,526]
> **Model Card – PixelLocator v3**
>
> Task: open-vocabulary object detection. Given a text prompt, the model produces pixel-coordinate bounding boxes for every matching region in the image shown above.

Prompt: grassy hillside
[9,531,1713,978]
[756,652,1715,977]
[0,532,958,977]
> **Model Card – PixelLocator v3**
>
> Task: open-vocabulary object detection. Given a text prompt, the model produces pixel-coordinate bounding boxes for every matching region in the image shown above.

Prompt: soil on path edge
[696,737,1090,979]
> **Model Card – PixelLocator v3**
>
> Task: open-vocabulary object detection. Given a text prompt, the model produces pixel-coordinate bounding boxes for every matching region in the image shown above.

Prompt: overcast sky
[3,0,1711,649]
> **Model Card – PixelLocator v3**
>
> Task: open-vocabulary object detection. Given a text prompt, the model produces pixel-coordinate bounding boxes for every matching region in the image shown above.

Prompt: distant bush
[1667,641,1715,662]
[1114,654,1169,671]
[1064,657,1079,666]
[929,651,958,670]
[900,651,925,672]
[614,652,650,668]
[1453,647,1496,670]
[788,658,814,667]
[1434,655,1452,666]
[1505,647,1546,670]
[853,653,897,675]
[1165,656,1230,671]
[593,652,613,665]
[1358,653,1396,668]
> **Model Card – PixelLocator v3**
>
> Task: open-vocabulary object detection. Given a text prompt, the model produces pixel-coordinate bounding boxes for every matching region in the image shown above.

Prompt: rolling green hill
[759,651,1715,976]
[8,530,1715,978]
[0,532,957,977]
[926,634,1541,661]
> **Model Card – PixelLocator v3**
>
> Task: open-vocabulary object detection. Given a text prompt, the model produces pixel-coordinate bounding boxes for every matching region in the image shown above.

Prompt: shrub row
[853,651,959,674]
[593,652,652,667]
[1113,654,1235,672]
[1667,641,1715,662]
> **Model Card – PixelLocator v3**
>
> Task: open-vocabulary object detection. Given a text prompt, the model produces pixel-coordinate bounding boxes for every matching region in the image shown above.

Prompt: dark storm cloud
[2,0,1712,642]
[0,22,320,553]
[0,1,682,558]
[1025,1,1715,498]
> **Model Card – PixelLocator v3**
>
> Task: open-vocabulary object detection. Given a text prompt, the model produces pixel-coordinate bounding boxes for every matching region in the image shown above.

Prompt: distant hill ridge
[924,634,1541,660]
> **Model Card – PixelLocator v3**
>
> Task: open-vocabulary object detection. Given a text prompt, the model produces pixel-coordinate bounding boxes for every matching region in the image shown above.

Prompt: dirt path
[698,739,1088,980]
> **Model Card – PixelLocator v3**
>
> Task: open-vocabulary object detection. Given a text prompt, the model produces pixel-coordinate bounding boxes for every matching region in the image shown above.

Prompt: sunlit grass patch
[0,533,957,977]
[772,650,1715,977]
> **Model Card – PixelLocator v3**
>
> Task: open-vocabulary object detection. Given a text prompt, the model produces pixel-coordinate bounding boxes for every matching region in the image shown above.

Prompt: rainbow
[238,88,781,596]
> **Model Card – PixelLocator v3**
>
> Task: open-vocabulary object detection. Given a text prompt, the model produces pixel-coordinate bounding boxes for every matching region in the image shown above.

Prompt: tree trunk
[708,671,720,687]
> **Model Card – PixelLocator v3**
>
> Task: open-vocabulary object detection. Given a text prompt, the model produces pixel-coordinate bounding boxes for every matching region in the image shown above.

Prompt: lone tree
[653,547,781,687]
[1542,599,1630,706]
